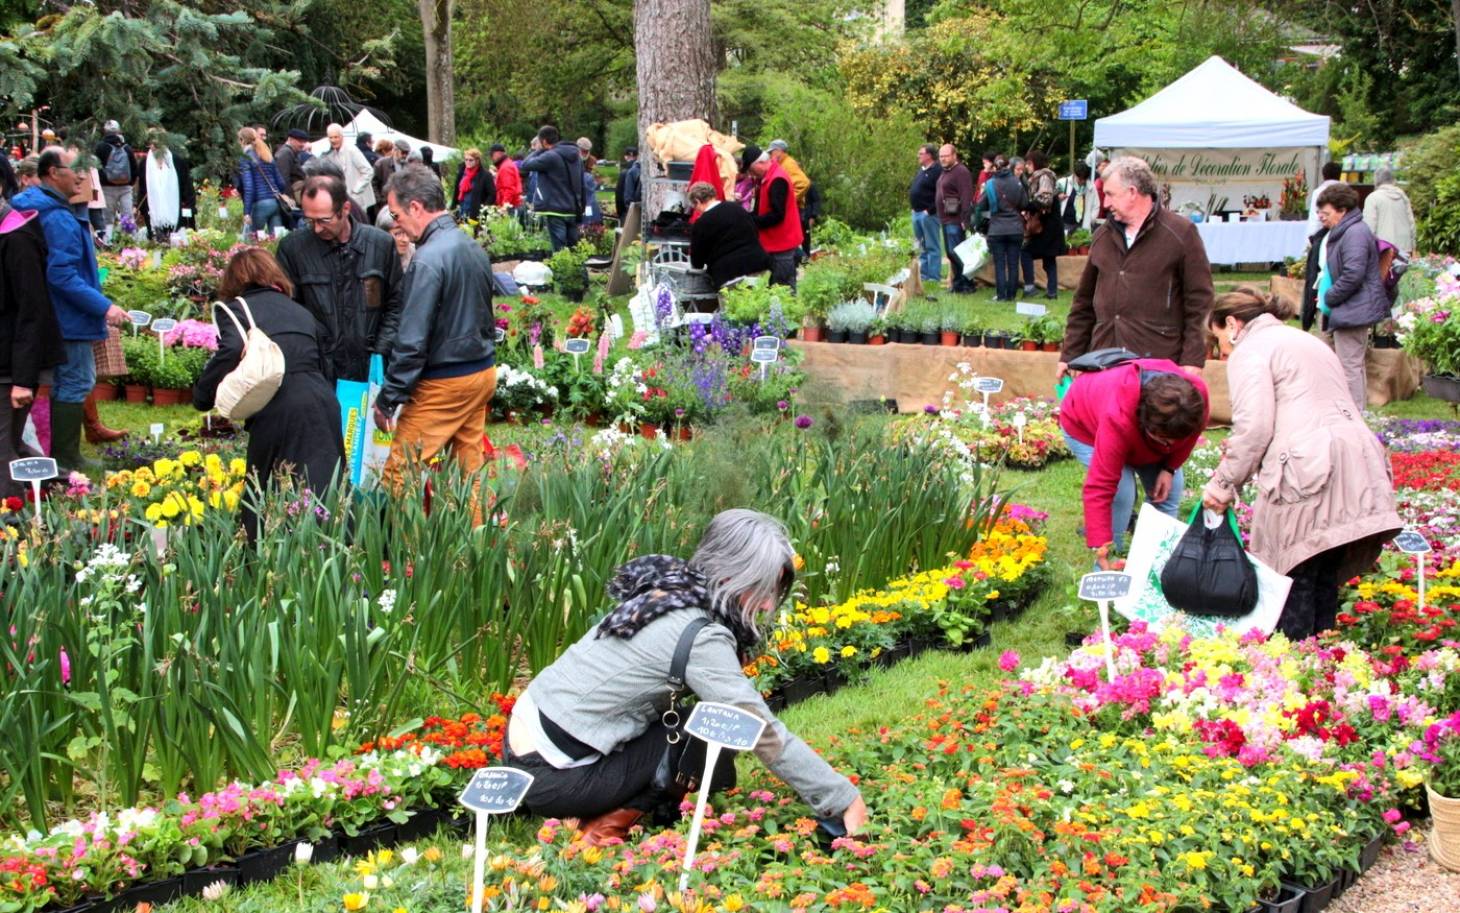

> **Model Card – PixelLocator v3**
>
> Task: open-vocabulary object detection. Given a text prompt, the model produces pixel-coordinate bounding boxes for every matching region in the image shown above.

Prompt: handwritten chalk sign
[460,767,536,913]
[1395,530,1432,554]
[1015,302,1048,317]
[684,701,766,752]
[1080,572,1132,681]
[152,318,178,359]
[974,377,1004,394]
[9,457,57,530]
[459,766,534,815]
[679,703,766,893]
[128,310,152,328]
[563,338,591,355]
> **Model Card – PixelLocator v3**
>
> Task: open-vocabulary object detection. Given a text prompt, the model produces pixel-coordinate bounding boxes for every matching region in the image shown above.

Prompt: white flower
[294,841,314,865]
[363,874,379,890]
[202,880,232,901]
[377,589,397,614]
[399,846,420,866]
[461,842,474,859]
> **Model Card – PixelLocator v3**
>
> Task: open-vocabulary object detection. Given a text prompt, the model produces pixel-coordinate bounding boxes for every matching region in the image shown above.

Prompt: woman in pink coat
[1202,287,1402,640]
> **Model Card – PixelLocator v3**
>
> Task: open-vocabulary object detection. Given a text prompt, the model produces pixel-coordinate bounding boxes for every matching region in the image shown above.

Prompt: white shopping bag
[954,233,989,277]
[1114,503,1292,638]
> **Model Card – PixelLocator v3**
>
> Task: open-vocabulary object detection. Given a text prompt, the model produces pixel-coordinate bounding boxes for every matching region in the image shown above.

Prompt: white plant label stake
[678,702,766,894]
[150,423,165,445]
[9,457,57,529]
[128,310,152,337]
[751,335,780,382]
[564,337,591,373]
[459,767,534,913]
[1012,410,1027,443]
[974,377,1003,428]
[1079,572,1132,680]
[1394,529,1433,609]
[151,318,178,360]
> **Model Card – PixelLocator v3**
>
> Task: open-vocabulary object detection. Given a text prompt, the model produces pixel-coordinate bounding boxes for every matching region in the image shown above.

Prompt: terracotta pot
[91,383,120,401]
[124,383,149,403]
[1018,340,1038,351]
[867,334,886,346]
[939,330,960,347]
[1041,342,1059,352]
[639,422,659,440]
[152,387,188,406]
[801,324,825,343]
[676,425,693,441]
[1428,784,1460,871]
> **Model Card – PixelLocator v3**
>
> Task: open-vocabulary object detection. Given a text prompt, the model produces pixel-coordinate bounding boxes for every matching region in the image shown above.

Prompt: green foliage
[546,241,594,296]
[1402,124,1460,256]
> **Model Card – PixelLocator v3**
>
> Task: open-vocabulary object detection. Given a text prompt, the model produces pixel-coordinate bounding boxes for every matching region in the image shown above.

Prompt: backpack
[103,143,132,185]
[210,297,285,421]
[1375,238,1409,304]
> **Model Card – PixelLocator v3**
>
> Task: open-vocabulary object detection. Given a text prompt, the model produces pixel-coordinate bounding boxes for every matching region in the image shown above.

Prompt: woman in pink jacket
[1059,359,1210,569]
[1201,288,1401,639]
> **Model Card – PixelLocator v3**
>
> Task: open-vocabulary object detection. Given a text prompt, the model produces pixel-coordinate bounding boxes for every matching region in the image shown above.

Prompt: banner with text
[1117,147,1320,217]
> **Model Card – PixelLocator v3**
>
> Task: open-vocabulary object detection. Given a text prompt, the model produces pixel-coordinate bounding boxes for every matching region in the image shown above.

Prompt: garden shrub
[1402,123,1460,255]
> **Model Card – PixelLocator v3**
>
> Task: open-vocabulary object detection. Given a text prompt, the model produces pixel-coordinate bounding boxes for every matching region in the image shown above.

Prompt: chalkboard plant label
[684,701,766,752]
[1394,530,1432,554]
[458,767,534,815]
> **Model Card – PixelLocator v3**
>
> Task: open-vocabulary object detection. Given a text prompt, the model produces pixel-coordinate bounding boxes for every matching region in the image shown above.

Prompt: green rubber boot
[49,400,100,478]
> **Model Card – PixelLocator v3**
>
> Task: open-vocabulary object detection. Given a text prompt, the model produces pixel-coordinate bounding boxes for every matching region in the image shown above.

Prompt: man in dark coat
[0,196,67,498]
[1059,156,1213,382]
[274,129,313,203]
[614,147,641,221]
[521,125,586,251]
[275,175,404,383]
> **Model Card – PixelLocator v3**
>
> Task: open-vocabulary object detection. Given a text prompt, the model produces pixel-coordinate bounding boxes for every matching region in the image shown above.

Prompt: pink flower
[59,647,71,685]
[998,650,1020,673]
[944,576,966,590]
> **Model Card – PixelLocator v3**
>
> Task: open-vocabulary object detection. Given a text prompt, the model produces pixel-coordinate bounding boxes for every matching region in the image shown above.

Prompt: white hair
[1105,156,1159,198]
[690,509,794,641]
[326,123,344,137]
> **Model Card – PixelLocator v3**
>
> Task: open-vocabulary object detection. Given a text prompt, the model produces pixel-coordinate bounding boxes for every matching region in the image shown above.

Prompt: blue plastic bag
[336,355,391,487]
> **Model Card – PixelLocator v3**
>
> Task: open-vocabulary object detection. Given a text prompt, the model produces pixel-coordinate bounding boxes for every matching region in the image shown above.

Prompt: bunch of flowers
[564,306,596,338]
[1337,557,1460,654]
[102,451,249,527]
[358,697,515,770]
[1395,268,1460,376]
[1390,450,1460,492]
[1418,712,1460,798]
[160,318,219,351]
[912,377,1072,470]
[1370,417,1460,453]
[492,364,559,417]
[116,246,150,270]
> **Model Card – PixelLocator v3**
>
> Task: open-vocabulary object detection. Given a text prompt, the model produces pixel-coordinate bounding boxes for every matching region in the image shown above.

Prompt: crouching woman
[504,509,868,845]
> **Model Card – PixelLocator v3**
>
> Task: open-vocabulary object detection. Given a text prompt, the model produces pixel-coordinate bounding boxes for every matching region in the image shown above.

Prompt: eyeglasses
[301,210,344,228]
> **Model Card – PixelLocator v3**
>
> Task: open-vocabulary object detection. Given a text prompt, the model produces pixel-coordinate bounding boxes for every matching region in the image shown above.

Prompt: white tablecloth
[1195,221,1310,264]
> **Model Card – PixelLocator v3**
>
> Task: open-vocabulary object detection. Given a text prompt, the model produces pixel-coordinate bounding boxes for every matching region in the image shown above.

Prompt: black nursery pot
[921,331,940,346]
[1257,885,1303,913]
[182,864,240,896]
[984,332,1006,349]
[337,821,398,858]
[783,676,823,706]
[962,334,983,347]
[848,330,868,345]
[826,329,848,344]
[234,842,298,886]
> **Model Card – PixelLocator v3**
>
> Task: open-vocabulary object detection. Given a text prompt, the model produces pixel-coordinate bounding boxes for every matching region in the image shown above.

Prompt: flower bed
[905,386,1072,471]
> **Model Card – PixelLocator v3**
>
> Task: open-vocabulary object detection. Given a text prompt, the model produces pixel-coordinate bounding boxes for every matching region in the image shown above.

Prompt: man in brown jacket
[1058,157,1213,379]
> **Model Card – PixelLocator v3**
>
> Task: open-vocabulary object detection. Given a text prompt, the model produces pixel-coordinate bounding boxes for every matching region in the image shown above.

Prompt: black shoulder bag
[646,617,739,821]
[1160,506,1259,617]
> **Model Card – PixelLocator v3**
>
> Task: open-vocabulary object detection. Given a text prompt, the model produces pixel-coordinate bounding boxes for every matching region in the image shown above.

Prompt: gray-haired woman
[504,509,868,845]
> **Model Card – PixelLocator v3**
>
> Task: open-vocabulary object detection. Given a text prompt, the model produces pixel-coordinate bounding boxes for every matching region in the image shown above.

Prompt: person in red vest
[741,144,802,289]
[491,144,523,211]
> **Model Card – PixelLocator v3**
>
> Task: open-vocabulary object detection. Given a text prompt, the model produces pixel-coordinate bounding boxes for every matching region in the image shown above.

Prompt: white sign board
[678,702,766,893]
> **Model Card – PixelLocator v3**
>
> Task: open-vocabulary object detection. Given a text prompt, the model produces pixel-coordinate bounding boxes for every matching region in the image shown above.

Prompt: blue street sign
[1058,100,1088,121]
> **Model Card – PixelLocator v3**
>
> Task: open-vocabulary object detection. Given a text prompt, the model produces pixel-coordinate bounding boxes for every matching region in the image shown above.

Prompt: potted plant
[887,311,911,344]
[1371,318,1400,349]
[546,241,593,302]
[1396,280,1460,401]
[1065,228,1092,255]
[918,309,941,346]
[867,316,887,346]
[1032,315,1064,352]
[832,298,875,345]
[962,318,983,348]
[939,306,963,346]
[1423,715,1460,871]
[984,328,1009,349]
[1015,332,1038,352]
[824,302,850,344]
[121,336,155,402]
[148,345,206,405]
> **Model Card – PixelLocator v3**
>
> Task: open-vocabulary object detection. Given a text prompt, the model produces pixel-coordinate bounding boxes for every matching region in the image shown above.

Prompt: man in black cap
[614,146,640,222]
[274,129,313,203]
[741,143,803,288]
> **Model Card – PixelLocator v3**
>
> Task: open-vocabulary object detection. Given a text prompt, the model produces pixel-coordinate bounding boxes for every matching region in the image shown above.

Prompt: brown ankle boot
[82,392,127,444]
[579,808,643,846]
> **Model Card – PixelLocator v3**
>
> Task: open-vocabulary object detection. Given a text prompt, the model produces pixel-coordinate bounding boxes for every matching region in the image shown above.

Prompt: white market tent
[308,109,459,162]
[1093,55,1329,148]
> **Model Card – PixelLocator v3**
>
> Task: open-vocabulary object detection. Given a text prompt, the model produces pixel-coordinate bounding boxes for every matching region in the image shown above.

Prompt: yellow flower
[342,892,369,911]
[422,847,443,863]
[229,457,248,477]
[1178,851,1210,870]
[179,450,202,466]
[723,895,746,912]
[131,480,152,498]
[812,647,831,664]
[840,645,857,658]
[144,503,164,523]
[153,457,178,478]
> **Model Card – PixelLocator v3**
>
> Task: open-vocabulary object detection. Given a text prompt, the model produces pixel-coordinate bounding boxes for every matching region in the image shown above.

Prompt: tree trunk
[634,0,716,223]
[1453,0,1460,85]
[419,0,456,146]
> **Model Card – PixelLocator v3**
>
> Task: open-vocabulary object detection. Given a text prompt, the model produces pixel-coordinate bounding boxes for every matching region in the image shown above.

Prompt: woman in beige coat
[1201,287,1401,640]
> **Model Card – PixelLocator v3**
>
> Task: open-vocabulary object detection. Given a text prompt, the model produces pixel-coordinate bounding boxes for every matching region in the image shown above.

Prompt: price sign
[750,348,779,364]
[684,701,766,752]
[1394,529,1433,610]
[180,208,192,219]
[750,336,780,380]
[1015,301,1048,317]
[152,317,179,359]
[218,204,229,220]
[753,335,781,351]
[1395,530,1432,554]
[149,423,165,444]
[8,457,57,530]
[494,327,506,344]
[974,377,1004,394]
[563,338,591,355]
[460,767,536,913]
[128,310,152,327]
[151,250,164,269]
[678,703,766,893]
[1079,572,1131,681]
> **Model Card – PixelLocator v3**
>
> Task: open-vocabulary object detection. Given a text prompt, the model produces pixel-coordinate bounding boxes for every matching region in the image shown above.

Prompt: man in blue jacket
[520,125,585,251]
[12,148,130,475]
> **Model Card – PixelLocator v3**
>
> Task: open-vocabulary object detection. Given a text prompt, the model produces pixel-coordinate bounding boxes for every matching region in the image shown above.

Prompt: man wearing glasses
[276,174,403,383]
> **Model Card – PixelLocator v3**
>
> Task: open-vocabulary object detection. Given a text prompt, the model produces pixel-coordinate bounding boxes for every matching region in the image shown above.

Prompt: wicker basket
[1427,784,1460,872]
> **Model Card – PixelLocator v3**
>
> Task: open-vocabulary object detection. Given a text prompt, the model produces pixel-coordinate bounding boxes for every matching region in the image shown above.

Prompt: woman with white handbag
[194,248,344,539]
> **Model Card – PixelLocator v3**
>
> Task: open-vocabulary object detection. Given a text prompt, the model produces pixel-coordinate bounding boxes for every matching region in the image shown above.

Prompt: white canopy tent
[1094,57,1330,262]
[308,109,459,162]
[1094,55,1329,148]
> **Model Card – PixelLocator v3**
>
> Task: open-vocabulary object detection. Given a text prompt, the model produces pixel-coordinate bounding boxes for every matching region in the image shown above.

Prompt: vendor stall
[308,109,458,162]
[1094,56,1330,264]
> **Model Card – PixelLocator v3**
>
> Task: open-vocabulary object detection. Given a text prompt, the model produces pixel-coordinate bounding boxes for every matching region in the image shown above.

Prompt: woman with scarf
[504,509,867,846]
[449,148,494,223]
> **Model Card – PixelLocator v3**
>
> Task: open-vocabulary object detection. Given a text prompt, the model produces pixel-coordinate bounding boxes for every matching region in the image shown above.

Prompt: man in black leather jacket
[374,164,497,501]
[276,175,403,383]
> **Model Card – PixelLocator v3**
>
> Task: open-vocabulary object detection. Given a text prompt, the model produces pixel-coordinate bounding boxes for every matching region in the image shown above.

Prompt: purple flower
[924,404,938,414]
[776,400,790,412]
[794,415,813,429]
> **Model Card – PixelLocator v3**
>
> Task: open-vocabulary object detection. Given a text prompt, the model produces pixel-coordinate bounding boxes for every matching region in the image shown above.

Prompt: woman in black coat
[1020,150,1067,299]
[195,248,344,539]
[450,148,496,223]
[688,182,769,287]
